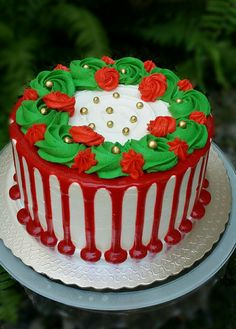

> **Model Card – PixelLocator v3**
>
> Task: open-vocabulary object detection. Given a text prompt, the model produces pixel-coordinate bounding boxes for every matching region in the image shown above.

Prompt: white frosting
[69,85,171,144]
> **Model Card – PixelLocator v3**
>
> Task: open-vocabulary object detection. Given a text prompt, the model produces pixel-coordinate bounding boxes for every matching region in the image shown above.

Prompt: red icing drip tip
[147,240,163,253]
[80,247,101,262]
[13,173,17,182]
[165,229,182,245]
[191,201,205,220]
[9,185,20,200]
[199,189,211,206]
[58,240,75,256]
[40,231,58,247]
[202,179,209,189]
[179,219,193,233]
[26,220,42,237]
[104,249,128,264]
[17,208,31,225]
[129,245,147,259]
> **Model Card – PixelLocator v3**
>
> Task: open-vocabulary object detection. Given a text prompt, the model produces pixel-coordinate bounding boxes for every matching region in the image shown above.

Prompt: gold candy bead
[176,98,182,103]
[148,140,158,149]
[83,64,89,69]
[121,68,126,74]
[136,102,144,109]
[122,127,130,136]
[45,80,53,88]
[111,146,121,154]
[64,136,73,144]
[93,96,100,104]
[80,107,88,115]
[130,115,137,123]
[179,120,187,128]
[40,107,48,115]
[88,123,95,130]
[107,120,114,128]
[113,92,120,99]
[106,107,113,114]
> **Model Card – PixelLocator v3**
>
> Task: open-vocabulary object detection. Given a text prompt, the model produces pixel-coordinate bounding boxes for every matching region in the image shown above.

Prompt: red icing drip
[57,183,75,255]
[80,188,101,262]
[26,166,42,237]
[17,208,31,225]
[129,186,149,259]
[147,182,166,253]
[179,167,196,233]
[105,189,127,264]
[9,184,20,200]
[40,174,57,247]
[191,201,205,220]
[203,178,209,189]
[164,174,184,245]
[179,219,193,233]
[199,189,211,205]
[195,156,206,201]
[13,173,17,182]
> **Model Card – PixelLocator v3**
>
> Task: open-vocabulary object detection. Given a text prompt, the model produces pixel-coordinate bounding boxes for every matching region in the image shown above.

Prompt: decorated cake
[9,56,214,264]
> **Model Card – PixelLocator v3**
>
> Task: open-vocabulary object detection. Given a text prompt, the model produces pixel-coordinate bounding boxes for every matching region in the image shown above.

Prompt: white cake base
[0,144,231,290]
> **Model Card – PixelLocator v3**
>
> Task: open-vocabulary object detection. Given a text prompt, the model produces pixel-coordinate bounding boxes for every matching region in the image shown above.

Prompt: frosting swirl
[114,57,147,84]
[30,70,75,97]
[36,125,84,166]
[70,57,105,90]
[152,67,179,102]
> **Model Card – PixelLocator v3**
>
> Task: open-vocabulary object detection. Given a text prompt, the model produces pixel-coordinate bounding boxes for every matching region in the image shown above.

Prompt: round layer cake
[9,56,214,264]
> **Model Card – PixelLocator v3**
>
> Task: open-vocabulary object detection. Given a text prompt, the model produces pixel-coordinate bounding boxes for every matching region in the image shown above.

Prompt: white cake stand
[0,143,235,312]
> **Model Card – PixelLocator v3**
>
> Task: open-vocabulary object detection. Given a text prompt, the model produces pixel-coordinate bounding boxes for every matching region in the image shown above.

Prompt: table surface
[0,143,236,312]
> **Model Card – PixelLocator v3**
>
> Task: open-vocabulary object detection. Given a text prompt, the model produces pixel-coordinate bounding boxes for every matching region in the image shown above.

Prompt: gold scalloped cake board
[0,145,232,290]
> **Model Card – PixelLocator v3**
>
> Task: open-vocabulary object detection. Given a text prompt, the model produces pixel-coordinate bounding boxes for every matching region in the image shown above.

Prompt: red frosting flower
[95,67,120,91]
[177,79,193,91]
[25,124,47,146]
[54,64,70,71]
[168,138,189,161]
[189,111,207,125]
[72,148,97,174]
[69,126,104,146]
[144,60,156,72]
[120,149,145,179]
[22,88,39,101]
[101,55,115,65]
[147,116,176,137]
[43,91,75,117]
[139,73,167,102]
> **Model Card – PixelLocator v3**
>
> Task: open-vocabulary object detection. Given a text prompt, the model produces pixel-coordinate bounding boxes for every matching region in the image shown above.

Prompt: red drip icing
[105,189,127,264]
[179,167,196,233]
[17,208,31,225]
[26,166,42,237]
[40,174,57,247]
[199,189,211,205]
[129,186,149,259]
[191,201,205,220]
[147,181,166,253]
[203,179,209,189]
[195,157,206,202]
[13,173,17,182]
[164,174,184,245]
[17,155,31,225]
[9,184,20,200]
[80,188,101,262]
[57,183,75,256]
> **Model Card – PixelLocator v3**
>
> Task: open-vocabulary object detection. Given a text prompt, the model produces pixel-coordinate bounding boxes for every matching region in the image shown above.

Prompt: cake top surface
[14,56,212,179]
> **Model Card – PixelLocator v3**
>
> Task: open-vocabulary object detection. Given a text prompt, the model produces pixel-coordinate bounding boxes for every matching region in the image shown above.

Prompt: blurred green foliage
[0,0,236,328]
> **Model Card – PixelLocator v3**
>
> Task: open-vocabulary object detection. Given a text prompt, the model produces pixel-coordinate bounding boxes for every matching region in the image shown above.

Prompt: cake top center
[69,85,171,144]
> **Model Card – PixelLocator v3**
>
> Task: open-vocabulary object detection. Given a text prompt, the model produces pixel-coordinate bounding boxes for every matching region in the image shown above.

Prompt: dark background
[0,0,236,328]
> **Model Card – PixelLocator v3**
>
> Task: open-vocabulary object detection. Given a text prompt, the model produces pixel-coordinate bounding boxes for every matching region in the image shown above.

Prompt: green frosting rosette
[70,57,105,90]
[114,57,147,85]
[30,70,75,97]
